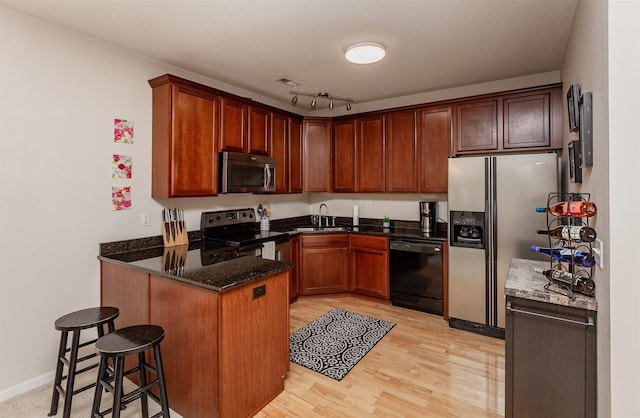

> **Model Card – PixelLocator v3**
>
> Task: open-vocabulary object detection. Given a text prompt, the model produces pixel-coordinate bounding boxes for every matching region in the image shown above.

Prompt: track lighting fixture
[289,91,354,111]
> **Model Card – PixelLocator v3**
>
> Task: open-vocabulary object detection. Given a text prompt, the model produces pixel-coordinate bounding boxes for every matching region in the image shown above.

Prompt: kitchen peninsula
[98,240,293,418]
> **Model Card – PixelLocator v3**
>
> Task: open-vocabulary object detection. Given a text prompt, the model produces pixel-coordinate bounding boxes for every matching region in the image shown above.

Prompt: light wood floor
[256,296,505,418]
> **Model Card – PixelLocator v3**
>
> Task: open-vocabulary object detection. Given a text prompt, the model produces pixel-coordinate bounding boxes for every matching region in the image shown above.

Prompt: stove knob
[216,214,221,220]
[242,212,247,217]
[249,212,254,218]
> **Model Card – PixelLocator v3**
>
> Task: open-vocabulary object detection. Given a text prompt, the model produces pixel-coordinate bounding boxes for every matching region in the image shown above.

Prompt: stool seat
[49,307,119,418]
[92,324,170,418]
[55,307,119,331]
[95,325,164,356]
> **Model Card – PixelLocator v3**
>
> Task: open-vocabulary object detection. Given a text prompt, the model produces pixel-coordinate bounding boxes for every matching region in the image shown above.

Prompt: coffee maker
[419,202,437,234]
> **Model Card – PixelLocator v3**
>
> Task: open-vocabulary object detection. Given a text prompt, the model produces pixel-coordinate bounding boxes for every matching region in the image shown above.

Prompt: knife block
[162,221,189,247]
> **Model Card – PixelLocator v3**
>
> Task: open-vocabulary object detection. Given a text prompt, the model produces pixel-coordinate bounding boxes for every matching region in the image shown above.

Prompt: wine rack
[540,192,596,298]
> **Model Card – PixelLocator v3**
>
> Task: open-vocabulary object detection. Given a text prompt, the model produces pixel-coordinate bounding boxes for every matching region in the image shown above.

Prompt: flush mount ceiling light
[344,42,386,64]
[290,91,353,111]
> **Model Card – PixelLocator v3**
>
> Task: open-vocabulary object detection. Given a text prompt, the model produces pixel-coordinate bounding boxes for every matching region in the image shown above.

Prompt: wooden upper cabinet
[385,110,418,193]
[288,118,303,193]
[248,105,271,155]
[219,97,247,153]
[454,85,563,155]
[303,118,332,192]
[456,99,499,153]
[333,118,357,192]
[149,76,218,198]
[270,112,288,193]
[418,106,451,193]
[358,114,386,192]
[503,91,551,149]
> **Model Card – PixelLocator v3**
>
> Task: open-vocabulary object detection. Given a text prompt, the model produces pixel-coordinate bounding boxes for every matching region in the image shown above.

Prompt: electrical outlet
[593,238,604,269]
[366,202,372,211]
[141,212,150,227]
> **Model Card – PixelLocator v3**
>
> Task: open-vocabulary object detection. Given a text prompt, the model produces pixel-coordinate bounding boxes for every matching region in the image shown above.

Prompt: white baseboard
[0,370,54,402]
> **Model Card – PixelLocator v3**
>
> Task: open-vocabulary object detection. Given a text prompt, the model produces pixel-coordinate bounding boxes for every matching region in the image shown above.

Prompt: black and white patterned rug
[289,308,396,381]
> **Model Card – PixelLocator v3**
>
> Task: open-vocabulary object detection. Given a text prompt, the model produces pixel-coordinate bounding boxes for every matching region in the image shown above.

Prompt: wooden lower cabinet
[288,236,300,301]
[505,295,596,418]
[101,261,290,418]
[350,235,389,299]
[300,234,349,294]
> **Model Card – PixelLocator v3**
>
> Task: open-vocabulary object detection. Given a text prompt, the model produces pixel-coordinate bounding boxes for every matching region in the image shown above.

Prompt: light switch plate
[593,238,604,269]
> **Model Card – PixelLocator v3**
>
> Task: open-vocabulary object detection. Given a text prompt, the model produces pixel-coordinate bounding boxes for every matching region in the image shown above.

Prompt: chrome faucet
[319,203,329,227]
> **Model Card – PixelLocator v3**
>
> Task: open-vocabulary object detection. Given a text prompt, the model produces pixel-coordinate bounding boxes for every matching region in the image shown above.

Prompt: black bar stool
[48,306,119,418]
[91,324,170,418]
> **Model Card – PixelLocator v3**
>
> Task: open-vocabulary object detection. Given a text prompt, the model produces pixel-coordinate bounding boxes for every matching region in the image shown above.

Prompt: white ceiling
[1,0,578,111]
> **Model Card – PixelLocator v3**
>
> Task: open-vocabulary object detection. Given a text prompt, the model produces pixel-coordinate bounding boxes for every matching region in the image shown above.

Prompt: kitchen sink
[294,226,350,233]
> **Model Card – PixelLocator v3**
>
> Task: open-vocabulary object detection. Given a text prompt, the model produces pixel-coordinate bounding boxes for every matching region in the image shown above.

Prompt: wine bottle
[536,225,597,242]
[530,245,596,267]
[534,268,596,296]
[535,201,597,217]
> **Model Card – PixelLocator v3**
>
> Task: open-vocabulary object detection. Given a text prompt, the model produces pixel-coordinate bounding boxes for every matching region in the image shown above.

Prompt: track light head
[291,95,298,105]
[346,103,352,111]
[310,98,317,108]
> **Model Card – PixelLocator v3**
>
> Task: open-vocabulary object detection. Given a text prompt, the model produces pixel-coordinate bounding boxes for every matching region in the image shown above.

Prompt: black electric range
[200,208,290,252]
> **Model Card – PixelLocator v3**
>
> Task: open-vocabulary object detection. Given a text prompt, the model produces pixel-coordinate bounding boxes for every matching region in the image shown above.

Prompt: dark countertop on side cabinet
[505,258,598,311]
[99,240,293,292]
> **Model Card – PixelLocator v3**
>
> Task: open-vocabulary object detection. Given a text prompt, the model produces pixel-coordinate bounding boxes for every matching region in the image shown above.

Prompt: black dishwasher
[389,239,443,316]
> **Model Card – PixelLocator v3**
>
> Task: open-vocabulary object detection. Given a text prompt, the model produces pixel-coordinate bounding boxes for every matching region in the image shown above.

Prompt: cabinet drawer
[350,234,388,250]
[302,234,349,248]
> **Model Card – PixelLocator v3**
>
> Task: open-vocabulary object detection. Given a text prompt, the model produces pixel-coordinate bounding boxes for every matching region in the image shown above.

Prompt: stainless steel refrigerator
[448,153,558,337]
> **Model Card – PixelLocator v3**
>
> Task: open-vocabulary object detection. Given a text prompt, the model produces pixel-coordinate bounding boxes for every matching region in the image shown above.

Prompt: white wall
[607,1,640,416]
[560,0,640,416]
[0,5,566,400]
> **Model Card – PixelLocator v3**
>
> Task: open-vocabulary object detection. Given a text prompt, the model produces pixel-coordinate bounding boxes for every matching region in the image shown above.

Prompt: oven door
[220,152,275,193]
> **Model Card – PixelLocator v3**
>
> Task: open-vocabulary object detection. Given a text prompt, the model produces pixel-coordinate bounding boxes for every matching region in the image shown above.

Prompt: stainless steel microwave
[219,152,276,193]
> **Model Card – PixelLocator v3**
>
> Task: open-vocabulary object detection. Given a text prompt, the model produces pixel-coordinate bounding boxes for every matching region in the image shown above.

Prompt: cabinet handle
[506,301,595,327]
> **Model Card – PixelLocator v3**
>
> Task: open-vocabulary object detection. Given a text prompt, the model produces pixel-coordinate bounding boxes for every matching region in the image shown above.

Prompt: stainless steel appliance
[219,152,276,193]
[448,153,558,337]
[419,201,437,234]
[389,239,443,316]
[200,208,289,259]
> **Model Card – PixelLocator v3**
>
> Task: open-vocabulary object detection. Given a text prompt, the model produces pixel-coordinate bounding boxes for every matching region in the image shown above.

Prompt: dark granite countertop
[505,258,598,311]
[270,216,448,242]
[98,216,447,293]
[99,240,293,292]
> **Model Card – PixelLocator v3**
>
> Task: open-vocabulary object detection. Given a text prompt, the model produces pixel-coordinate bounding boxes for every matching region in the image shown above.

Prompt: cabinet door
[288,118,303,193]
[456,99,498,152]
[503,92,550,149]
[303,118,332,192]
[248,105,271,155]
[358,114,386,192]
[271,113,288,193]
[385,110,418,192]
[151,82,218,198]
[333,118,357,192]
[219,97,247,153]
[505,296,596,418]
[419,106,451,193]
[350,235,389,299]
[300,234,349,294]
